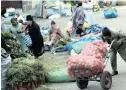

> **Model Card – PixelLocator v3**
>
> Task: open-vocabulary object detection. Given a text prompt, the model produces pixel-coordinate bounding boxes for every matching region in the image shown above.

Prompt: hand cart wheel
[100,71,112,90]
[76,77,89,89]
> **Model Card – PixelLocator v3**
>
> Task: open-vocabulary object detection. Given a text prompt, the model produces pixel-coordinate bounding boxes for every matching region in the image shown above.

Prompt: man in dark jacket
[98,27,126,76]
[26,15,44,58]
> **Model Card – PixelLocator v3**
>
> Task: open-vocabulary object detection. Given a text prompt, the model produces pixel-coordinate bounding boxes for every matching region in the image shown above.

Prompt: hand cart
[73,40,115,90]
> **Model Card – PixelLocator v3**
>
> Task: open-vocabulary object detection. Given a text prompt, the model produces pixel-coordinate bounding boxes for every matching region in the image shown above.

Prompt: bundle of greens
[6,57,46,85]
[43,36,48,42]
[1,32,27,59]
[54,37,71,47]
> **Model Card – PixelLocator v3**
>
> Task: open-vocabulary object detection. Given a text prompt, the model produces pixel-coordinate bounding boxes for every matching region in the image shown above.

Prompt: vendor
[82,0,95,26]
[48,21,64,46]
[8,18,28,53]
[26,15,44,58]
[100,27,126,76]
[72,1,85,37]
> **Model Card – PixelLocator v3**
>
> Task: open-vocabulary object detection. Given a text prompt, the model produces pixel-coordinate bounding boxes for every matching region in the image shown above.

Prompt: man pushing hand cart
[100,27,126,76]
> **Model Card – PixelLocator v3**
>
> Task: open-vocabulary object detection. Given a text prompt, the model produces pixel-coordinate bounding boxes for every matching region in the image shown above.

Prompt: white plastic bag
[48,14,61,19]
[24,35,32,47]
[1,48,12,90]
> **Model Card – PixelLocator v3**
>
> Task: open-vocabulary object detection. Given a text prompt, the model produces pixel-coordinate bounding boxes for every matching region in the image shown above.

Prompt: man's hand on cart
[106,40,116,53]
[111,39,122,49]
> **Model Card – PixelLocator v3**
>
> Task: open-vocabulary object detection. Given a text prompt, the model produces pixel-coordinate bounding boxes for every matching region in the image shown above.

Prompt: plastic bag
[64,41,78,51]
[66,21,90,35]
[41,27,49,36]
[1,48,12,89]
[24,35,32,47]
[104,8,118,18]
[83,21,90,29]
[48,14,61,19]
[85,24,104,34]
[15,9,23,15]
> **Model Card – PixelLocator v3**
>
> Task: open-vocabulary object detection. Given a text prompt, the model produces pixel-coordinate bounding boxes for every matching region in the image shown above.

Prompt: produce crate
[72,68,94,78]
[6,80,45,90]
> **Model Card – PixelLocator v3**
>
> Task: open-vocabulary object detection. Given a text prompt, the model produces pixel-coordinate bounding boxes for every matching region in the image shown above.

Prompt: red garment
[49,27,64,41]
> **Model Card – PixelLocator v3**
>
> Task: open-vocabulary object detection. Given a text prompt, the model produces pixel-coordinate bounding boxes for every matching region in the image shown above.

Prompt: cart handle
[108,40,116,50]
[103,40,116,65]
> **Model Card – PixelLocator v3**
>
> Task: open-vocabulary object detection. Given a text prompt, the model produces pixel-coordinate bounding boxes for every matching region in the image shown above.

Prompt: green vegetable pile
[1,32,27,59]
[6,56,47,85]
[43,36,48,42]
[54,37,71,47]
[1,32,47,86]
[2,32,71,86]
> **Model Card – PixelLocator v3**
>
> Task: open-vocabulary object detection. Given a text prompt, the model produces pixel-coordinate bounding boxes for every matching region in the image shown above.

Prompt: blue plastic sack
[24,35,32,47]
[80,36,101,42]
[85,24,104,34]
[72,36,101,54]
[64,41,78,51]
[41,27,49,30]
[104,8,118,19]
[55,47,66,52]
[41,27,50,36]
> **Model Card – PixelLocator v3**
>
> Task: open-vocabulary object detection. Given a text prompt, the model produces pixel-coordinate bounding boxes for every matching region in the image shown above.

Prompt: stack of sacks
[67,40,108,78]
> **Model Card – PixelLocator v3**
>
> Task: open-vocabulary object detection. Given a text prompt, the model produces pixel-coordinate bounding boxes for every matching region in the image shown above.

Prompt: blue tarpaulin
[64,41,78,52]
[85,24,104,34]
[65,34,101,52]
[72,35,101,53]
[80,35,101,42]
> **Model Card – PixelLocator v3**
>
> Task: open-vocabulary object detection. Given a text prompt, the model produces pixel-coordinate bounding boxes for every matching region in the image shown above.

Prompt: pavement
[35,6,126,90]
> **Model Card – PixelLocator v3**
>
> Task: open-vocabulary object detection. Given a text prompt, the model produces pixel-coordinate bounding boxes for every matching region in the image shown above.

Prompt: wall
[1,0,40,13]
[32,0,41,8]
[22,0,41,12]
[22,0,32,11]
[1,1,22,10]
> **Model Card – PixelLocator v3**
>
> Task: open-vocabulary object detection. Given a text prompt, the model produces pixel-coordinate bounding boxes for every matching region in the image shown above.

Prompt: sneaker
[111,71,118,76]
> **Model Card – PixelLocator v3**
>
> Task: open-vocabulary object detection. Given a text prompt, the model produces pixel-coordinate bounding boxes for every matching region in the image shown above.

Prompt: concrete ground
[35,6,126,90]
